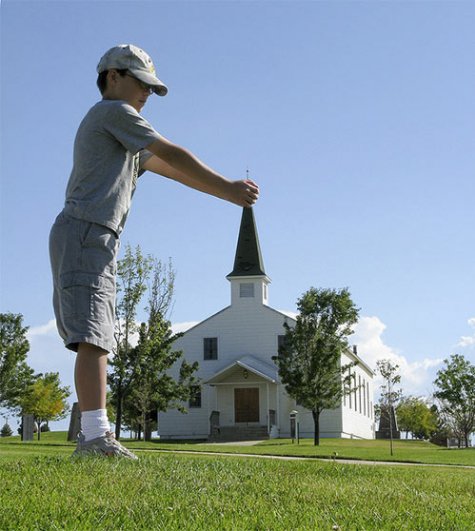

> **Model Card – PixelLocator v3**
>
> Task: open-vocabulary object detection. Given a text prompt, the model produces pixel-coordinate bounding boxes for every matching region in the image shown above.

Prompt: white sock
[81,409,110,442]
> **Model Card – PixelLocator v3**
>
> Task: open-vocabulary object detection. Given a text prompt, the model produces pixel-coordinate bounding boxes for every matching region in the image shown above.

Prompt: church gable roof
[204,354,280,384]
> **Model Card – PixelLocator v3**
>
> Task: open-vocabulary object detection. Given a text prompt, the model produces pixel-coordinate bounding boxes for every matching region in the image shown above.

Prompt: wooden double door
[234,387,259,423]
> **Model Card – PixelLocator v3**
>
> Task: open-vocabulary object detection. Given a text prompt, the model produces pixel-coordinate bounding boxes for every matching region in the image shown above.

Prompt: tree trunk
[312,410,320,446]
[389,405,394,456]
[37,419,41,441]
[144,421,152,442]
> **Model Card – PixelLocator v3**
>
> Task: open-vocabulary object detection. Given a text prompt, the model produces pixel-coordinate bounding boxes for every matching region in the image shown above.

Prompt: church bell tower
[226,207,271,306]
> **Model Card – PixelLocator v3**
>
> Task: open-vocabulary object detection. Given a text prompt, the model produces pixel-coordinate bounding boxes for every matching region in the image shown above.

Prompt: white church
[158,208,375,441]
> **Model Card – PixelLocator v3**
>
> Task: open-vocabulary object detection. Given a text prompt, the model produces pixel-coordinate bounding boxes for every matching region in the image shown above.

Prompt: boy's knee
[77,342,109,358]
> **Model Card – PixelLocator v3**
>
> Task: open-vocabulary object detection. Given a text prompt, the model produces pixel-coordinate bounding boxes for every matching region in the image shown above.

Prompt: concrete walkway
[206,440,264,446]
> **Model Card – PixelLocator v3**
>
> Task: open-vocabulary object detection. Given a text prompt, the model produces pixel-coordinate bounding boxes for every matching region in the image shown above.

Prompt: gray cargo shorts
[49,211,119,353]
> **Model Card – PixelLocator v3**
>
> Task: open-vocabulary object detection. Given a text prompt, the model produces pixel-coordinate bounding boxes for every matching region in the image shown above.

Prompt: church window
[203,337,218,360]
[348,368,352,409]
[240,283,255,298]
[367,385,371,418]
[363,379,366,416]
[358,375,362,413]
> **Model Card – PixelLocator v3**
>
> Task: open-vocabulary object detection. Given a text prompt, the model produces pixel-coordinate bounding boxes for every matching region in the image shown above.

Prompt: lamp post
[290,410,299,444]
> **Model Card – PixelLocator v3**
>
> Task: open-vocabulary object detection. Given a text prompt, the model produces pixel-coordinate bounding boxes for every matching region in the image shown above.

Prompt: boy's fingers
[230,179,259,207]
[244,183,259,199]
[245,188,259,205]
[245,179,259,191]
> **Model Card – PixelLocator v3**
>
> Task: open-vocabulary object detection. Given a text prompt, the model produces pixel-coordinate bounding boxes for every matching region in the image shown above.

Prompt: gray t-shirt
[63,100,161,235]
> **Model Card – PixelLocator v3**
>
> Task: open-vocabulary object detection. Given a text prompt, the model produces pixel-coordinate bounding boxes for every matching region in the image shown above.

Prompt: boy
[49,44,259,459]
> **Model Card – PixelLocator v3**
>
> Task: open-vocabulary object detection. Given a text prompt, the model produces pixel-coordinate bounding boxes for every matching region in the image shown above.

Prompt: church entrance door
[234,388,259,423]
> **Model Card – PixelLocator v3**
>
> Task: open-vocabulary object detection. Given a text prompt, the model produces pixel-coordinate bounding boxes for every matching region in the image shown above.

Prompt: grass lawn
[1,433,475,529]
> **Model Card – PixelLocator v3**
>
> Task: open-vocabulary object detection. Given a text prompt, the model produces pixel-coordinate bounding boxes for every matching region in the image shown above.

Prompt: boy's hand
[227,179,260,207]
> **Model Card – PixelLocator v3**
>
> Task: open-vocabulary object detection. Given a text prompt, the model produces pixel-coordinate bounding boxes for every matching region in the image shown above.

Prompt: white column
[266,383,270,432]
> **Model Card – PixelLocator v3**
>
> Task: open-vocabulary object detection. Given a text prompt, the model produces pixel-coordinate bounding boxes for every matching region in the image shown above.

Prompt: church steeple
[227,207,270,306]
[227,207,266,278]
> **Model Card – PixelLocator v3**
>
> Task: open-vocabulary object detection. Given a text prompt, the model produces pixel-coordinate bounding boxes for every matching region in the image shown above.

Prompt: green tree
[1,422,13,437]
[429,403,455,446]
[0,313,35,411]
[433,354,475,448]
[376,359,402,456]
[273,287,359,446]
[396,396,437,440]
[20,373,70,440]
[108,244,152,439]
[128,317,199,441]
[125,258,199,441]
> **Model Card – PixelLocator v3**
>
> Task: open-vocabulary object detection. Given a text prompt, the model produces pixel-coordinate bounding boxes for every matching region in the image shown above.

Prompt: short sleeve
[104,102,161,155]
[138,149,154,169]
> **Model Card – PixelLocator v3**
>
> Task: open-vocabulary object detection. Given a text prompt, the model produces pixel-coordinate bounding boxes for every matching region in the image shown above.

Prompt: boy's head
[97,44,168,97]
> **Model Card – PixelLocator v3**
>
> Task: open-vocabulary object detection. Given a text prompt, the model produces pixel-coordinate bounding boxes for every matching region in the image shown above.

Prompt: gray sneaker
[72,431,138,460]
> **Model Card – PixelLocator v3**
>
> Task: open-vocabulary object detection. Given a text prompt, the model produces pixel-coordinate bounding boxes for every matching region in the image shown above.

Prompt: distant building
[158,208,375,440]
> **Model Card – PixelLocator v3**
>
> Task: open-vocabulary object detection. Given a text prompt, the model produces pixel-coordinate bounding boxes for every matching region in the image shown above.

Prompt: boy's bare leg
[75,342,108,412]
[72,343,137,458]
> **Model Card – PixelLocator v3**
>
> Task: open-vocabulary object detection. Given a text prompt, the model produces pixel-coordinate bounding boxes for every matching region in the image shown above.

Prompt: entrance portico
[204,355,280,437]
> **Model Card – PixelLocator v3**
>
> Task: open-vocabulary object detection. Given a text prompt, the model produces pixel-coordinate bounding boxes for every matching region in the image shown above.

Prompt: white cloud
[350,316,443,397]
[458,336,475,347]
[456,317,475,349]
[27,319,57,337]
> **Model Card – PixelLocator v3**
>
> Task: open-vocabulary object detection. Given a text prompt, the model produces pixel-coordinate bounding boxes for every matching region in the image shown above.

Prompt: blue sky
[1,1,474,429]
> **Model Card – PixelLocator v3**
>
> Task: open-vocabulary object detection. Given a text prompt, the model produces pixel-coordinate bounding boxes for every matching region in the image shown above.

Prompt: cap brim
[130,68,168,96]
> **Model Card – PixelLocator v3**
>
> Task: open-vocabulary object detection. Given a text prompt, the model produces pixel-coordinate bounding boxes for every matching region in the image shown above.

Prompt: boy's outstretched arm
[143,136,259,207]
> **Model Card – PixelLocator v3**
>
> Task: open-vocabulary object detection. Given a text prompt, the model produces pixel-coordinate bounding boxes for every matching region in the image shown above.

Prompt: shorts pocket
[60,272,115,322]
[80,223,119,276]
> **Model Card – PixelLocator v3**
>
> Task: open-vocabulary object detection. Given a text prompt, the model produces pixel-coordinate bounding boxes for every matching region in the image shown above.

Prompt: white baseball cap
[97,44,168,96]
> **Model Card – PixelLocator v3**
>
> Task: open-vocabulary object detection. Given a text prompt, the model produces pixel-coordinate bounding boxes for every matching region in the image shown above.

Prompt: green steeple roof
[227,207,267,278]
